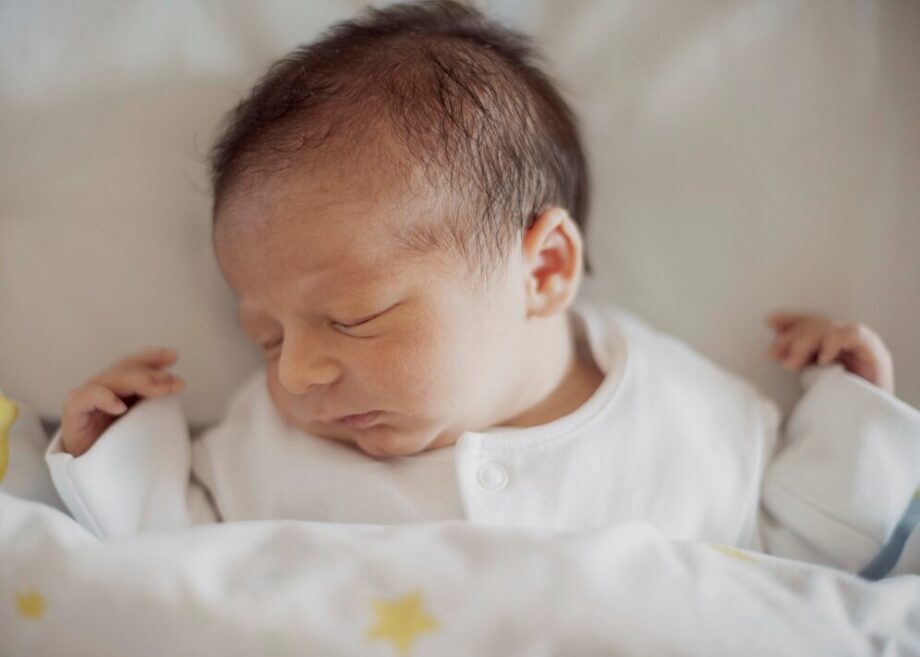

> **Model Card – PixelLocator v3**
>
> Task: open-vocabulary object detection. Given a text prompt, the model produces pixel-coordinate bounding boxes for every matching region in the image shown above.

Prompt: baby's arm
[48,348,217,538]
[766,311,895,394]
[756,313,918,571]
[757,364,920,572]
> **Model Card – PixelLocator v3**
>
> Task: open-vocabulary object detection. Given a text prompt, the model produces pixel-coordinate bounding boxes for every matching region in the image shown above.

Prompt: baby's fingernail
[113,401,127,413]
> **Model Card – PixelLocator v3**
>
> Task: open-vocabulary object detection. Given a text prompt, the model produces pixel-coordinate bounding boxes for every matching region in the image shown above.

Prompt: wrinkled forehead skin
[212,142,500,320]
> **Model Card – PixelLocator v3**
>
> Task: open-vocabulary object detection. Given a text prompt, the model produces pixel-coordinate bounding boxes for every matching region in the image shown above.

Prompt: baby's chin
[354,424,452,458]
[354,433,421,458]
[296,417,453,459]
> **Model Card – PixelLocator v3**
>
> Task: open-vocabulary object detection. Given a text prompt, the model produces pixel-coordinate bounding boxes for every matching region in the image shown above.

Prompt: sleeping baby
[47,0,920,573]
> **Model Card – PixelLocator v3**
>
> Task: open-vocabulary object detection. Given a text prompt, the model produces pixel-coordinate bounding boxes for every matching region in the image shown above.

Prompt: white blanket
[2,489,920,656]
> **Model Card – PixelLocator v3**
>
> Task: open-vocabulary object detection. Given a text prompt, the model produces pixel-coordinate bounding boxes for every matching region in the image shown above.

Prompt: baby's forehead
[218,153,466,269]
[215,178,472,304]
[228,230,419,322]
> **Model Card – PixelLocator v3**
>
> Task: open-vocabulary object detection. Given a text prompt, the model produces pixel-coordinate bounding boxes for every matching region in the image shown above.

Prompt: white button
[477,462,509,490]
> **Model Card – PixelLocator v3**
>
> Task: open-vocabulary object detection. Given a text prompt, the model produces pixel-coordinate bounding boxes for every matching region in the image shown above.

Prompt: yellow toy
[0,392,18,483]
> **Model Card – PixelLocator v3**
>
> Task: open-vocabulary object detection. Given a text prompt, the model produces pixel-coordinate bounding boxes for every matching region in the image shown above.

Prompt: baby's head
[210,0,591,457]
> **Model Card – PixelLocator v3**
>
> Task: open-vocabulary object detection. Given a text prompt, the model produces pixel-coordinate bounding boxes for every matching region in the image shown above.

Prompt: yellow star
[0,394,18,484]
[710,544,755,562]
[16,591,46,620]
[366,589,438,655]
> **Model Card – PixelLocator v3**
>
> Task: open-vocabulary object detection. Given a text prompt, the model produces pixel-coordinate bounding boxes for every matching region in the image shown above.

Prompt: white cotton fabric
[5,491,920,657]
[46,304,920,573]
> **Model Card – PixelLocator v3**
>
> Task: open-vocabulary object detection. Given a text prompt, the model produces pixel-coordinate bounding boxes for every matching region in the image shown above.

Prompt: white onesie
[46,304,920,573]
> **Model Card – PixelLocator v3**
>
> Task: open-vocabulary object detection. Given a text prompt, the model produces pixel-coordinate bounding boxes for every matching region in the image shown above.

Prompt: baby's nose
[277,342,340,395]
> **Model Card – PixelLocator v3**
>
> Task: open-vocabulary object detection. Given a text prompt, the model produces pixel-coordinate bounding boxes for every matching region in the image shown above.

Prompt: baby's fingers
[95,366,185,399]
[817,330,846,365]
[817,324,870,365]
[121,347,179,368]
[768,330,796,360]
[93,360,183,397]
[61,383,130,456]
[775,328,825,370]
[65,383,128,422]
[765,312,808,332]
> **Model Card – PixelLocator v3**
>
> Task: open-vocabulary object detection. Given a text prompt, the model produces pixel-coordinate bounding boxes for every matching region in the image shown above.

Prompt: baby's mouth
[334,410,383,429]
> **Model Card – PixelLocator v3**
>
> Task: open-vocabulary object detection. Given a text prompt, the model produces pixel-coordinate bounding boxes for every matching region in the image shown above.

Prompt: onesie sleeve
[45,395,218,539]
[758,365,920,572]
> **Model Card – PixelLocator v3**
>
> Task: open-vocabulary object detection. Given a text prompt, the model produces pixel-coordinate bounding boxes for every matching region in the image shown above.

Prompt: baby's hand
[60,348,185,457]
[766,312,894,394]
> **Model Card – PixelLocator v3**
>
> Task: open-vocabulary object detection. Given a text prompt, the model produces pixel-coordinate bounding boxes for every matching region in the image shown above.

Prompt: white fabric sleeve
[759,365,920,572]
[45,395,217,539]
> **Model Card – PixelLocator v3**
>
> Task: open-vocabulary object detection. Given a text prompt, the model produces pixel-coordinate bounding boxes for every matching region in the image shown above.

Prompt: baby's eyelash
[259,304,399,348]
[334,303,401,331]
[335,315,376,329]
[259,316,374,348]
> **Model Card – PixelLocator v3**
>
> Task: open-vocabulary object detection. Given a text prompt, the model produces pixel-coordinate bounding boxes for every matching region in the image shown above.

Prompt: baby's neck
[497,310,605,429]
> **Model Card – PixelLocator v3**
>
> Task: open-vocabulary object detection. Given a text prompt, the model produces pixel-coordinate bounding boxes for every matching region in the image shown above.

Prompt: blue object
[860,493,920,580]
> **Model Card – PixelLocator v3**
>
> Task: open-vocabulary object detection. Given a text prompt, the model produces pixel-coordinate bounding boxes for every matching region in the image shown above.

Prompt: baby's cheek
[382,320,477,416]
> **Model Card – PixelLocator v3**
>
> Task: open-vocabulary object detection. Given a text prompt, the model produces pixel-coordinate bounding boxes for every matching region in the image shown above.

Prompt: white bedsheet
[2,490,920,657]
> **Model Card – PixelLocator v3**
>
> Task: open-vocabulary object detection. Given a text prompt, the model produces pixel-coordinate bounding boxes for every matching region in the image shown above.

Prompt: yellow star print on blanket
[366,590,438,655]
[16,591,46,620]
[709,543,755,562]
[0,393,19,483]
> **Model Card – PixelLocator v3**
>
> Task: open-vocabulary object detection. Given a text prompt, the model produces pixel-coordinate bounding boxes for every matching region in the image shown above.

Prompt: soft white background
[1,0,918,425]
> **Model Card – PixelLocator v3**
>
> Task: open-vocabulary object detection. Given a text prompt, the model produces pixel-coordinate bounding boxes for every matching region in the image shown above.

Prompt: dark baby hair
[209,0,590,276]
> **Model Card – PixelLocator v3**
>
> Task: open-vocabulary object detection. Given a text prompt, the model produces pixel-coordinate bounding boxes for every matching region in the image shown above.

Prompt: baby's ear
[521,208,583,318]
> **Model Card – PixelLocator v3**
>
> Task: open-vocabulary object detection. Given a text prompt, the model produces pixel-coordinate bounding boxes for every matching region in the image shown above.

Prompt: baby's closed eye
[255,307,395,355]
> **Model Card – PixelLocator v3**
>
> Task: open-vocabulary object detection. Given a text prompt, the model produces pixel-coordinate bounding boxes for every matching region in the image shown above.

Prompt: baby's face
[214,162,529,458]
